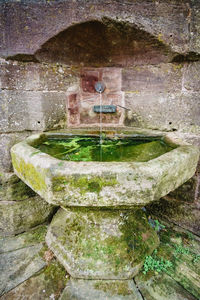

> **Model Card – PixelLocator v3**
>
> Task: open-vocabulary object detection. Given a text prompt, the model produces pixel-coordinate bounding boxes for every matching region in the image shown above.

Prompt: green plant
[154,220,165,232]
[143,249,173,274]
[148,218,165,232]
[174,244,190,255]
[187,231,195,241]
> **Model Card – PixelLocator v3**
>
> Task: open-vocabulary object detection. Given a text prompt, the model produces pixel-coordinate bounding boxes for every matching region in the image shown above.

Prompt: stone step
[0,243,46,296]
[1,259,69,300]
[135,272,197,300]
[59,279,143,300]
[0,225,47,253]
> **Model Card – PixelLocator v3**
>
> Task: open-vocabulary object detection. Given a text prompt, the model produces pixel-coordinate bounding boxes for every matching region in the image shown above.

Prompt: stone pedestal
[46,207,159,280]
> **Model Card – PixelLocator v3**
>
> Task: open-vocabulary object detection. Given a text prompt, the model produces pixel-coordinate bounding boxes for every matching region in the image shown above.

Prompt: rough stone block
[0,172,36,201]
[190,2,200,54]
[146,198,200,236]
[0,90,67,132]
[168,175,199,204]
[0,243,46,296]
[183,62,200,92]
[124,91,200,132]
[0,90,28,132]
[0,196,55,237]
[0,59,79,91]
[40,92,67,131]
[0,225,68,298]
[0,133,31,172]
[0,225,47,253]
[0,259,68,300]
[122,64,183,93]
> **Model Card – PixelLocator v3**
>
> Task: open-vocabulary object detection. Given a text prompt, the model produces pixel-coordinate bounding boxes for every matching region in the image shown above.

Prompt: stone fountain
[11,127,199,298]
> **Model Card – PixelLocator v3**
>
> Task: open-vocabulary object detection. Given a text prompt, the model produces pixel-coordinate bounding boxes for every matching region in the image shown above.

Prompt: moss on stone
[52,176,67,192]
[0,173,35,201]
[43,259,68,283]
[46,208,159,279]
[0,197,55,237]
[25,226,48,244]
[11,153,47,194]
[94,280,133,296]
[119,209,159,264]
[52,175,118,195]
[69,176,118,194]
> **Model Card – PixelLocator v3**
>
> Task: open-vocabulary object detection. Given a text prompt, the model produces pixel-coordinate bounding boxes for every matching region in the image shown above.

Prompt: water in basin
[35,135,176,162]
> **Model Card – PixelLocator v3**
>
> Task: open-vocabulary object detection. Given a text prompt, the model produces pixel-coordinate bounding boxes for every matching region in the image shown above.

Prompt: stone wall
[0,59,78,173]
[0,59,78,236]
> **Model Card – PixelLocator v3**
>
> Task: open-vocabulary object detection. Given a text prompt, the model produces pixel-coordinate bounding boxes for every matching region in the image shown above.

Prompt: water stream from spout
[99,91,103,161]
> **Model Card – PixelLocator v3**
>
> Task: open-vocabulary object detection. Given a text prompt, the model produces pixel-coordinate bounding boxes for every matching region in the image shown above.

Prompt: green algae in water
[36,136,176,162]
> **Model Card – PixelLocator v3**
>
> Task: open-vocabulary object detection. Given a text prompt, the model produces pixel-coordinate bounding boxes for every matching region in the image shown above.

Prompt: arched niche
[34,18,176,67]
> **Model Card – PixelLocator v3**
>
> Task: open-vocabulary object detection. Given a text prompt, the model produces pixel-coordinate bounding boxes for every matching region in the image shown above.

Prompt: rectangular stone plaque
[93,105,116,113]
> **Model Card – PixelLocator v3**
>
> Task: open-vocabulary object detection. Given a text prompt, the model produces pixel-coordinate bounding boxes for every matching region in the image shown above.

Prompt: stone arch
[34,18,176,67]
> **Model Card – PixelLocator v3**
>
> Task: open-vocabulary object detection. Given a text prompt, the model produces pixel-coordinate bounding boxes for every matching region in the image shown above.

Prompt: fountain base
[46,207,159,279]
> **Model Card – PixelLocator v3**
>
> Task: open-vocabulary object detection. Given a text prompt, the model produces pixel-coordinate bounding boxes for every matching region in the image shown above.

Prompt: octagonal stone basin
[10,129,199,282]
[11,129,199,208]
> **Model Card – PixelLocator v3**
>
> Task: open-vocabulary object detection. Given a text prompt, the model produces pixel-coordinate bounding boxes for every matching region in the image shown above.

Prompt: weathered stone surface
[135,273,197,300]
[0,196,55,237]
[168,176,199,204]
[167,134,200,208]
[157,244,200,299]
[0,90,66,132]
[0,133,31,172]
[172,133,200,148]
[190,1,200,54]
[46,207,159,279]
[122,64,183,93]
[158,221,200,257]
[124,92,200,133]
[59,279,142,300]
[135,222,200,299]
[35,19,175,67]
[0,225,47,253]
[0,172,36,201]
[11,131,199,207]
[183,62,200,92]
[0,243,46,296]
[1,259,69,300]
[146,198,200,236]
[0,0,193,58]
[0,59,79,91]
